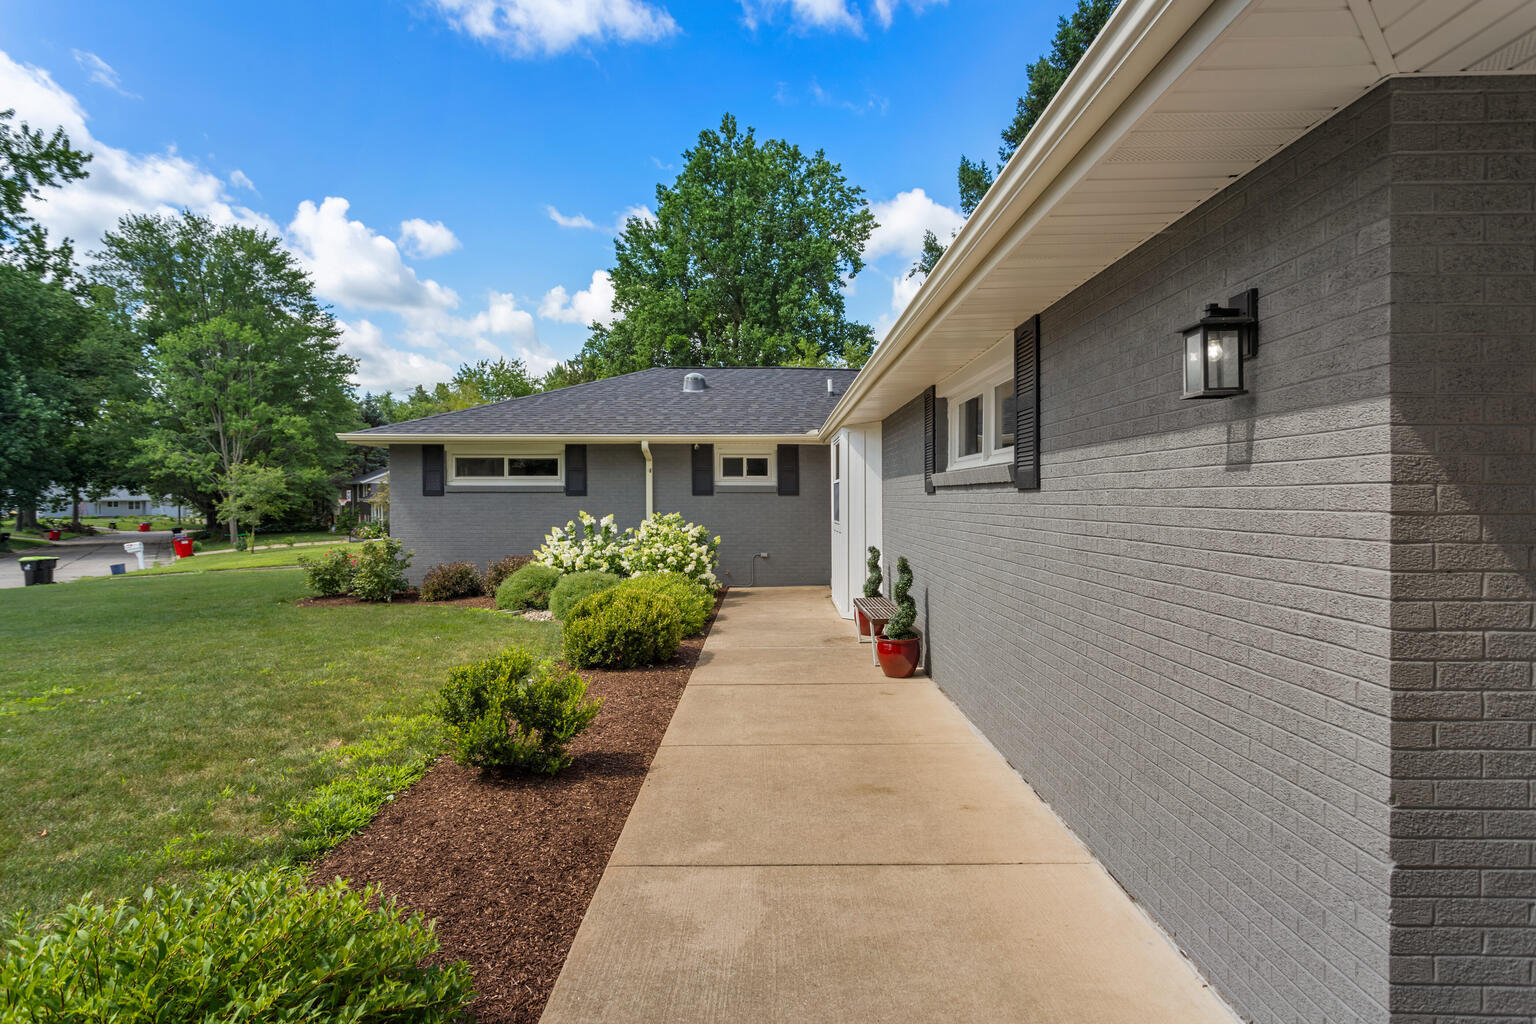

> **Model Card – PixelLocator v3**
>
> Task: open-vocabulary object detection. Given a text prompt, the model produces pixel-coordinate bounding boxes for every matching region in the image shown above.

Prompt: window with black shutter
[692,444,714,496]
[923,386,936,494]
[421,444,444,496]
[1014,314,1040,490]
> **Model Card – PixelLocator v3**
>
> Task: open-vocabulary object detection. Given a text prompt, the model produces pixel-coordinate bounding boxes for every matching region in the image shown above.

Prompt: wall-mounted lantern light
[1182,288,1258,399]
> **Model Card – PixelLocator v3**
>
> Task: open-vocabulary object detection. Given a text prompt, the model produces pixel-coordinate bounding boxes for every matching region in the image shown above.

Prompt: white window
[716,447,776,485]
[939,336,1015,469]
[447,448,562,487]
[831,440,842,524]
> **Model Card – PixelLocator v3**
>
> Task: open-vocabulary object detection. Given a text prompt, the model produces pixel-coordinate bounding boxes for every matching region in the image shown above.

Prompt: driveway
[0,530,176,588]
[541,586,1237,1024]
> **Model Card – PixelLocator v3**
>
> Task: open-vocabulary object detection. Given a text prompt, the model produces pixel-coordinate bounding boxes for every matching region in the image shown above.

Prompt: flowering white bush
[619,513,720,588]
[535,512,626,574]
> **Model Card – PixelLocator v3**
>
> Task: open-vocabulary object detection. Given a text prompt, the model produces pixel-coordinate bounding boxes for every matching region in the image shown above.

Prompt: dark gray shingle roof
[349,367,859,438]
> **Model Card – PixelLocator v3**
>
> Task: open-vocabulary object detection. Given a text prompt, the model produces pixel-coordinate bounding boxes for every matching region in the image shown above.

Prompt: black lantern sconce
[1181,288,1258,399]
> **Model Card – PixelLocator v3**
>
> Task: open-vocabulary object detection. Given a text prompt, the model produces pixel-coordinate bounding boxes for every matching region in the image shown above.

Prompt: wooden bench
[852,596,898,664]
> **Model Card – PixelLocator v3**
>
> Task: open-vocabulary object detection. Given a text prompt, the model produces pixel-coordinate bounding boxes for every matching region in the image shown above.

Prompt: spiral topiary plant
[863,546,883,599]
[881,556,918,641]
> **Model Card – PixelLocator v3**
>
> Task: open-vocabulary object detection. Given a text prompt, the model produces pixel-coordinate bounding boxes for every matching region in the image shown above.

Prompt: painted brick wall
[883,83,1400,1023]
[1386,76,1536,1024]
[389,442,830,587]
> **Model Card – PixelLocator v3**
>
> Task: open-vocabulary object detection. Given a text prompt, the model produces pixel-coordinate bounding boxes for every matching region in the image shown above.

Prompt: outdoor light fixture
[1181,288,1258,399]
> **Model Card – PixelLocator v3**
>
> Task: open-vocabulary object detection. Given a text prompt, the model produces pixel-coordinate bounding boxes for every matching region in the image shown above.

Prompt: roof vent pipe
[683,372,706,392]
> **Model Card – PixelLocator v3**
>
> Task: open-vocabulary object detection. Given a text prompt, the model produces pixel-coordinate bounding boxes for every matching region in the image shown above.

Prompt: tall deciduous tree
[0,108,90,280]
[98,213,357,532]
[570,114,875,378]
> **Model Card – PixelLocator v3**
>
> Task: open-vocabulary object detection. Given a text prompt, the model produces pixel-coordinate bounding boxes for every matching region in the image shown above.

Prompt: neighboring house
[38,489,182,519]
[340,367,852,587]
[817,3,1536,1023]
[341,468,389,523]
[340,2,1536,1020]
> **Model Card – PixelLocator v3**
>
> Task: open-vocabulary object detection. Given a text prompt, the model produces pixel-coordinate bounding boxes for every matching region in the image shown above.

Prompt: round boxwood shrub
[562,588,684,669]
[625,572,713,636]
[549,570,622,620]
[0,866,473,1022]
[435,646,602,774]
[495,562,561,610]
[484,554,532,595]
[419,560,484,601]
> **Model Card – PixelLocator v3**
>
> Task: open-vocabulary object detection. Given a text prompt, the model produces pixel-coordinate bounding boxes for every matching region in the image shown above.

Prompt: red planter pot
[875,635,921,678]
[856,608,889,639]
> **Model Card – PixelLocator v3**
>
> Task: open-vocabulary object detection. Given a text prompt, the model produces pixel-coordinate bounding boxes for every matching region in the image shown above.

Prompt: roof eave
[337,431,826,447]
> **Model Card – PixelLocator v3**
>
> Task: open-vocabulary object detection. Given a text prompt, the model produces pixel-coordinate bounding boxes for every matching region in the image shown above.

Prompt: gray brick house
[818,3,1535,1023]
[341,367,850,587]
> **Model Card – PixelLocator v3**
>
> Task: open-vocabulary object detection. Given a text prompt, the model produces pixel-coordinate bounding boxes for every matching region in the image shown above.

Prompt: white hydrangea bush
[619,513,721,588]
[534,511,626,574]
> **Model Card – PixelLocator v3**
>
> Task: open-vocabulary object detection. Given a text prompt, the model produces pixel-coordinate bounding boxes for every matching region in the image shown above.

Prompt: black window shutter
[691,443,714,496]
[923,386,937,494]
[777,444,799,496]
[1014,314,1041,491]
[421,444,444,496]
[564,444,587,496]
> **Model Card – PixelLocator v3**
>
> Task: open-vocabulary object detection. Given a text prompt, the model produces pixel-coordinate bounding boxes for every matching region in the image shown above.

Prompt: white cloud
[547,205,596,230]
[871,270,924,341]
[71,49,137,98]
[864,188,963,262]
[539,269,617,328]
[742,0,940,32]
[398,217,461,258]
[340,318,458,394]
[431,0,679,56]
[228,169,257,192]
[0,51,277,249]
[287,197,459,314]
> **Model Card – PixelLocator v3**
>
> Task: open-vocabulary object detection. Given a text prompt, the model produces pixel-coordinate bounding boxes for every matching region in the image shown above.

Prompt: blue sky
[3,0,1070,393]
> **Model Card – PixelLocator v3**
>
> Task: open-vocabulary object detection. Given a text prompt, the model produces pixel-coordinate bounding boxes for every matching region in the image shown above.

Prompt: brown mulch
[296,590,497,608]
[310,595,722,1024]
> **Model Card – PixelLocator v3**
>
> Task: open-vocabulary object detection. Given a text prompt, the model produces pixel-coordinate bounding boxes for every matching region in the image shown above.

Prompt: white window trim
[446,445,563,487]
[715,445,777,486]
[831,438,843,526]
[937,337,1014,470]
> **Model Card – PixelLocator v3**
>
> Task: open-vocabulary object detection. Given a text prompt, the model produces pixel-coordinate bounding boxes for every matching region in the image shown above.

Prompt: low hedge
[549,570,621,620]
[0,867,473,1023]
[562,587,684,669]
[625,572,713,636]
[484,554,532,595]
[495,563,561,610]
[420,561,484,601]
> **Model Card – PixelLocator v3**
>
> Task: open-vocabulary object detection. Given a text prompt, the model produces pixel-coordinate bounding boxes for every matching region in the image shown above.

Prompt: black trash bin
[19,556,59,586]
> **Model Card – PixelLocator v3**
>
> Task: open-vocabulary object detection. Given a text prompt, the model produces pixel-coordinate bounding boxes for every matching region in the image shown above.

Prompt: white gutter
[337,431,823,446]
[640,440,654,519]
[819,0,1241,438]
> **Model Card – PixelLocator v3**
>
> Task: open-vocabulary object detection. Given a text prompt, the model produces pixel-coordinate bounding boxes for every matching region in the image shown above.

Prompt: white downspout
[640,441,654,519]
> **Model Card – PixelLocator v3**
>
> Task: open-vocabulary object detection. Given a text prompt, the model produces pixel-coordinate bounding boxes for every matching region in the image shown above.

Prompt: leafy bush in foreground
[484,554,532,595]
[549,570,621,620]
[298,546,355,596]
[420,561,485,602]
[562,587,684,669]
[625,572,713,636]
[435,647,602,773]
[350,539,412,603]
[495,562,561,610]
[0,868,473,1023]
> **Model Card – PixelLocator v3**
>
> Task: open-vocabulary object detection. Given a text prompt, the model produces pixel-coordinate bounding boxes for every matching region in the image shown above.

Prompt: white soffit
[825,0,1536,431]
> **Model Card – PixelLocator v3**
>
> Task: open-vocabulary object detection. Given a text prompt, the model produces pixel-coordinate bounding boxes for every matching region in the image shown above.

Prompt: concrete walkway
[541,586,1235,1024]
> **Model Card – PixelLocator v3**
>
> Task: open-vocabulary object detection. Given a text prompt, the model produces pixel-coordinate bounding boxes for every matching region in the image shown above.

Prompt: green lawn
[0,569,560,919]
[129,542,356,575]
[195,529,340,553]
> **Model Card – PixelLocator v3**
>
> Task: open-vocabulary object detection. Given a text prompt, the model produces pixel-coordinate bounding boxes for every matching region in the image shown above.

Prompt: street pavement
[0,529,177,589]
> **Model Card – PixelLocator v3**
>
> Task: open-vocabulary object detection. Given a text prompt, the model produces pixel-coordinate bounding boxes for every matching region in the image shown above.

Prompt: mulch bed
[310,594,722,1024]
[296,591,498,608]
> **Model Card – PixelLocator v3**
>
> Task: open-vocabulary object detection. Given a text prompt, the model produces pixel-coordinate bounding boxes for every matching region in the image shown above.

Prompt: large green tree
[912,0,1119,278]
[97,213,357,533]
[0,108,90,280]
[560,114,876,380]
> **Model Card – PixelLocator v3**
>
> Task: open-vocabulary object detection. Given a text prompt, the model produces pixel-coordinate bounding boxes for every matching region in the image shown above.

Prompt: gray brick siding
[388,441,829,588]
[880,75,1536,1024]
[1386,76,1536,1024]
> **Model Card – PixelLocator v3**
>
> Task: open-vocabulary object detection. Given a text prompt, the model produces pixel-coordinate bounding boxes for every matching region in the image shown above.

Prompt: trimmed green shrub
[625,572,713,636]
[435,647,602,773]
[350,538,412,602]
[495,562,561,610]
[883,556,919,640]
[485,554,532,595]
[420,560,484,601]
[864,545,883,598]
[0,867,473,1023]
[298,545,356,596]
[549,570,622,620]
[562,588,684,669]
